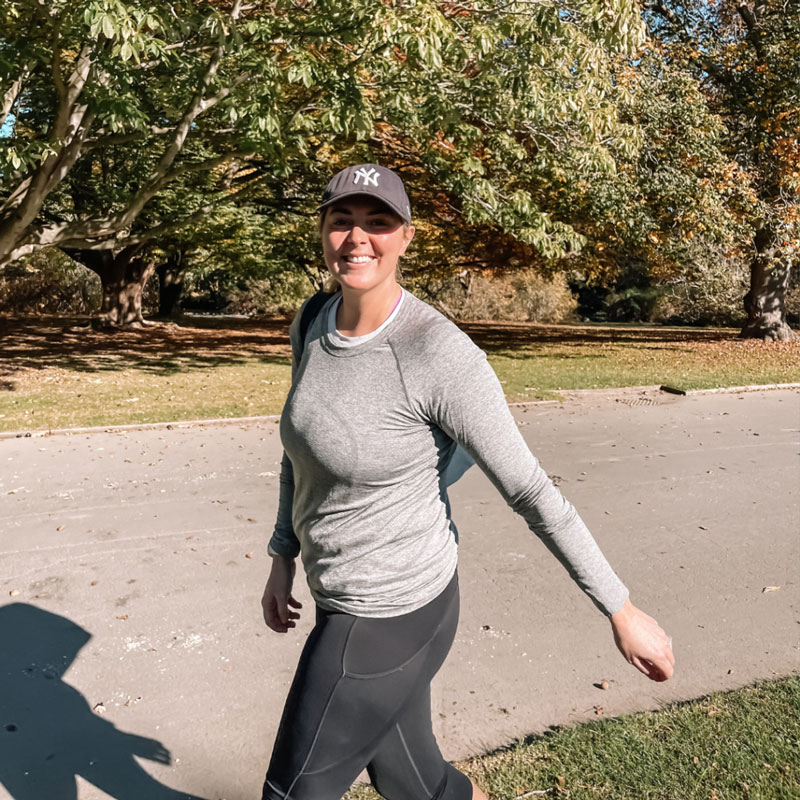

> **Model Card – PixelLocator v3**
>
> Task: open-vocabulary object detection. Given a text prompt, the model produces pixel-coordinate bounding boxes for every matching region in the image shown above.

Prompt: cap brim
[317,192,410,223]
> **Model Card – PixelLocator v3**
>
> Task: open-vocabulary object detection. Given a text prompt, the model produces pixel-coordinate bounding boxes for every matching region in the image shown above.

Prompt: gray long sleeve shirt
[269,291,629,618]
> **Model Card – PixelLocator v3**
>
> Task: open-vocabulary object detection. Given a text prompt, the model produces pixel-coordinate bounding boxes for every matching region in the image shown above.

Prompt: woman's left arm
[610,598,675,681]
[422,333,675,680]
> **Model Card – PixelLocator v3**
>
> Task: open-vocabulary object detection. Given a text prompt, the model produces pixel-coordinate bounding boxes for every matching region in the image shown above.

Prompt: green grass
[0,359,292,431]
[462,322,800,402]
[0,317,797,433]
[345,676,800,800]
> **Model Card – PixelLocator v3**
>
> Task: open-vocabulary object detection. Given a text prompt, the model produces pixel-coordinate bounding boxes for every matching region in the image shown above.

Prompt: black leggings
[262,572,472,800]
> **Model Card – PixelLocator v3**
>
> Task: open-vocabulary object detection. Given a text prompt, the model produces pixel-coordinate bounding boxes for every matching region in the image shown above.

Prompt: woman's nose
[346,224,368,243]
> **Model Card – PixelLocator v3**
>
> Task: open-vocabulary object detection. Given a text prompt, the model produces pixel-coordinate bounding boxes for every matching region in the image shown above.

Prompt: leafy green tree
[644,0,799,340]
[547,51,749,315]
[0,0,647,326]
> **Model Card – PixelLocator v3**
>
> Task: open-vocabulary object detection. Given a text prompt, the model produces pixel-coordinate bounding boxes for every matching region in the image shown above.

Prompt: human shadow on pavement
[0,603,207,800]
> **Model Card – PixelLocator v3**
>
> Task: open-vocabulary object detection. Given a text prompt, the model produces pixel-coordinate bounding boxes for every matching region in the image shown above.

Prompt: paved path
[1,389,798,800]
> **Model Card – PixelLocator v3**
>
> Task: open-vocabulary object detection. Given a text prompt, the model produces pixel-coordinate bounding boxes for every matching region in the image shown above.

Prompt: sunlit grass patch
[0,317,797,433]
[346,676,800,800]
[481,328,799,401]
[0,360,291,431]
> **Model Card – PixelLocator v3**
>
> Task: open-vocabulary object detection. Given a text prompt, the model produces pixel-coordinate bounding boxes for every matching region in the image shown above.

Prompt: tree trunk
[156,251,185,318]
[740,227,797,341]
[66,246,156,329]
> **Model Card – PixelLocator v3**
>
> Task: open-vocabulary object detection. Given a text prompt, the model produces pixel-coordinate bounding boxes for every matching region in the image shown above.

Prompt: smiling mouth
[342,255,375,264]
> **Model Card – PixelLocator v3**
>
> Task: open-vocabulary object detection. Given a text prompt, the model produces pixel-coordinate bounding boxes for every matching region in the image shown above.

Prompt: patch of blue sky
[1,113,15,137]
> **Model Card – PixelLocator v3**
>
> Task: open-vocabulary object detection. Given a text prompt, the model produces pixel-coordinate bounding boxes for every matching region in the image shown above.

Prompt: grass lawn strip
[345,676,799,800]
[0,316,797,433]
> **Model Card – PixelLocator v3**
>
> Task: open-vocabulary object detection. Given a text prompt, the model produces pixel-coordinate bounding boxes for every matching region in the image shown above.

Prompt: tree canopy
[1,0,795,336]
[644,0,799,339]
[1,0,648,266]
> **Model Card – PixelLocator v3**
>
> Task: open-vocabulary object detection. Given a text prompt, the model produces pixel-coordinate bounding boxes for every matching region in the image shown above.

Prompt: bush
[650,258,750,326]
[0,251,102,314]
[0,250,161,316]
[224,270,316,317]
[410,269,577,322]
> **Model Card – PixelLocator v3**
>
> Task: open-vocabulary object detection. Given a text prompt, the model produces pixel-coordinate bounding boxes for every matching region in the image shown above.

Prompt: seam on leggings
[396,720,431,795]
[283,616,358,798]
[265,779,287,799]
[345,588,458,679]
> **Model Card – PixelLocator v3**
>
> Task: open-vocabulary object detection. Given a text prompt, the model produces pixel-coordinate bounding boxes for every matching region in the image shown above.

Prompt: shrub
[410,269,578,322]
[224,270,316,317]
[0,251,101,314]
[650,258,750,326]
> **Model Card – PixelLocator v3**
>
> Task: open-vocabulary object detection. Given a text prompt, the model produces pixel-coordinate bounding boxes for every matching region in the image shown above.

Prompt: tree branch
[105,1,248,232]
[736,3,765,60]
[51,43,93,143]
[10,151,278,259]
[83,127,174,149]
[0,61,34,131]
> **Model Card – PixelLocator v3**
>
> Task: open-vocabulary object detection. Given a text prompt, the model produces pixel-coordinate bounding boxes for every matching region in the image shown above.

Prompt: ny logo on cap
[353,167,380,187]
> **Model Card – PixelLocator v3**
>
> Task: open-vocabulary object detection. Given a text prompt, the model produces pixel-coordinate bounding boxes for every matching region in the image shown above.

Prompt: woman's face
[321,199,415,294]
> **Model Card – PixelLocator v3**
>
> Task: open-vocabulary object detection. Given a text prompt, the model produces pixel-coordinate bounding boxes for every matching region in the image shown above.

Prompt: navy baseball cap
[318,164,412,223]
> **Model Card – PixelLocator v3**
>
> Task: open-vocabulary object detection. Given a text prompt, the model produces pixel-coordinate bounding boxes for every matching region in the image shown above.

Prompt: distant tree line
[0,0,796,338]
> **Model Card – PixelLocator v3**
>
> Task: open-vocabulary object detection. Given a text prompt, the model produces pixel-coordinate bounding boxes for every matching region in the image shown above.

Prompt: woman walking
[261,164,674,800]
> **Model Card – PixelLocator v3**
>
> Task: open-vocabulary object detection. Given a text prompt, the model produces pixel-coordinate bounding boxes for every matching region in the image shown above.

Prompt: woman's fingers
[277,595,289,625]
[262,591,287,632]
[261,559,300,633]
[263,592,302,633]
[611,600,675,682]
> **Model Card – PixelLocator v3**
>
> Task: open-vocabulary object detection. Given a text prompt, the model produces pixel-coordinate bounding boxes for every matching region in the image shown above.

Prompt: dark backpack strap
[297,290,336,359]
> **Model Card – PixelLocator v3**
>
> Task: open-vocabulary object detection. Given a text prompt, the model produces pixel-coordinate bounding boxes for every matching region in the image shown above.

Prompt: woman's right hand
[261,555,303,633]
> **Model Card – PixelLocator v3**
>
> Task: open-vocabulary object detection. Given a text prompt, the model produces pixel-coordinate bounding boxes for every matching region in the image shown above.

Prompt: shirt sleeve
[422,338,629,617]
[267,311,303,559]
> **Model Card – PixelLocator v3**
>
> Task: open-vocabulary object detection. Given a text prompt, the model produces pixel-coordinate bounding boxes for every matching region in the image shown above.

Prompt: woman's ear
[400,225,415,254]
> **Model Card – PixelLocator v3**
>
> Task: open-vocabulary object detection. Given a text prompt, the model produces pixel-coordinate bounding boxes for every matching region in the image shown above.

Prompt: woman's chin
[337,273,382,292]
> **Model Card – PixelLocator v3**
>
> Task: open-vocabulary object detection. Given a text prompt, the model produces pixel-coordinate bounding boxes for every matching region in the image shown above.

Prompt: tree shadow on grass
[0,603,207,800]
[457,320,737,353]
[0,316,293,384]
[0,315,742,385]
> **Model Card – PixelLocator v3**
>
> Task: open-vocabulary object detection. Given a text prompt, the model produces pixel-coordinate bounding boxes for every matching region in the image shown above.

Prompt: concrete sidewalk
[1,388,798,800]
